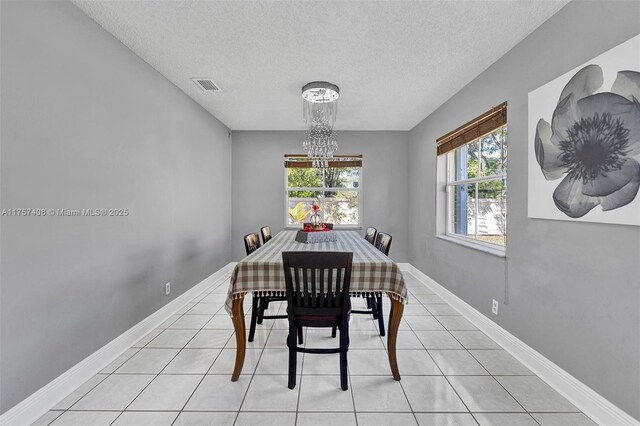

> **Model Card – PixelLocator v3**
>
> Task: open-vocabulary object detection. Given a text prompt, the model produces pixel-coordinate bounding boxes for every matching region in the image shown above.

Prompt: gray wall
[408,0,640,420]
[0,1,232,413]
[231,131,409,262]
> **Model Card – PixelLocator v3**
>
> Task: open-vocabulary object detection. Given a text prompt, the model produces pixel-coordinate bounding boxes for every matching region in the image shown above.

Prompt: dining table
[225,229,409,381]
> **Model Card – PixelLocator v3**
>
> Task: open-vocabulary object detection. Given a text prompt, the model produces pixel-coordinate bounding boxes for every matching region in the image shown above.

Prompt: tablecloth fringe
[230,290,407,304]
[387,291,408,304]
[350,291,382,298]
[252,290,288,298]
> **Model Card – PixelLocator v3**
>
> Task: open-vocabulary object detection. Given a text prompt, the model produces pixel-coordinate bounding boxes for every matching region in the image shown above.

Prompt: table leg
[231,294,246,381]
[387,295,404,381]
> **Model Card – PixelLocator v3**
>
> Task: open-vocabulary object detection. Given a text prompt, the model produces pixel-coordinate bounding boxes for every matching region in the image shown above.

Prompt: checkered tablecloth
[225,230,408,315]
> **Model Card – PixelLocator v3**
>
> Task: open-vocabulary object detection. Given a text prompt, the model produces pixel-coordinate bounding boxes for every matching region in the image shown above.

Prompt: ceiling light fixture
[302,81,340,103]
[302,81,340,167]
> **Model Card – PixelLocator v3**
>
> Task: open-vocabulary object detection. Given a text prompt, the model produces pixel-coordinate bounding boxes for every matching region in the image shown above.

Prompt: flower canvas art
[528,34,640,226]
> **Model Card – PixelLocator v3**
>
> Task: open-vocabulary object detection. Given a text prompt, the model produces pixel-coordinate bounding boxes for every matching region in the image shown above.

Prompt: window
[285,156,362,227]
[438,103,507,249]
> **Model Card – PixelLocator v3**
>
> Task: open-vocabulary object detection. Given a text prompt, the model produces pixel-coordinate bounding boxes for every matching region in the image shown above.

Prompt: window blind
[436,102,507,156]
[284,155,363,168]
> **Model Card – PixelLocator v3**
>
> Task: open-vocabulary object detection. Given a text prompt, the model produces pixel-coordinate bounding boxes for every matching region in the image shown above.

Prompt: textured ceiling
[72,1,568,131]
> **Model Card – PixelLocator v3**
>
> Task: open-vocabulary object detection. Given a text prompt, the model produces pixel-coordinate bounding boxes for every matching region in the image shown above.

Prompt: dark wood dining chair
[244,233,288,342]
[364,227,377,245]
[243,233,261,255]
[351,231,393,336]
[375,232,392,256]
[260,226,272,244]
[282,251,353,390]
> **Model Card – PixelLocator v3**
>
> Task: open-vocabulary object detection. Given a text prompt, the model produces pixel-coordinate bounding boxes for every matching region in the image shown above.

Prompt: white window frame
[284,163,363,229]
[444,126,506,253]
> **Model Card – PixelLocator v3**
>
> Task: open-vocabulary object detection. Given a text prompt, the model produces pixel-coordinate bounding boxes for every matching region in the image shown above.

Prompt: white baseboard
[0,262,236,426]
[398,263,639,426]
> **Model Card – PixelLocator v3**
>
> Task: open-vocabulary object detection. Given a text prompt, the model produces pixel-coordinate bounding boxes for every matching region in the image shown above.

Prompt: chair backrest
[364,227,377,245]
[282,251,353,319]
[244,233,261,256]
[374,232,392,256]
[260,226,272,244]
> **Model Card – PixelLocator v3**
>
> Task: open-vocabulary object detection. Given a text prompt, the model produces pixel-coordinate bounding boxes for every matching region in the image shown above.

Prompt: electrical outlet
[491,299,499,315]
[165,282,171,296]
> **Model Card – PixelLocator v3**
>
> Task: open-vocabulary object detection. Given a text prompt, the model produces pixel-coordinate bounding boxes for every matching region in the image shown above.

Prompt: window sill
[436,234,506,258]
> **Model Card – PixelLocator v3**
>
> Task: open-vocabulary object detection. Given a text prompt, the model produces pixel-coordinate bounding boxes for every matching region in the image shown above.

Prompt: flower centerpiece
[301,202,328,232]
[296,202,335,242]
[310,203,322,226]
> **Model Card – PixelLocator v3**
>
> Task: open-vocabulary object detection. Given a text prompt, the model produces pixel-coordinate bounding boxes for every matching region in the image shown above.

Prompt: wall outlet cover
[492,299,499,315]
[165,282,171,296]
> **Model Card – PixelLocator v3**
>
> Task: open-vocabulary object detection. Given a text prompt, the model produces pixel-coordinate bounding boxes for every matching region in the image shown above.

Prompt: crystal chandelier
[302,81,339,167]
[302,122,339,168]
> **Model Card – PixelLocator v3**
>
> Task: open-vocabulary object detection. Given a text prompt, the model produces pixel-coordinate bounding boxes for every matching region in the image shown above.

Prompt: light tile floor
[33,272,597,426]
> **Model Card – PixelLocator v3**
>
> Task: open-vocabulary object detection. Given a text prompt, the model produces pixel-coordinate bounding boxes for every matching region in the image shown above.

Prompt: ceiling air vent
[191,78,222,92]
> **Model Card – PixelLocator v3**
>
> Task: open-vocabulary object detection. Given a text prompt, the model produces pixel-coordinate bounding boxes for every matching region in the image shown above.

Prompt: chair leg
[298,326,303,345]
[370,297,378,319]
[376,296,385,336]
[339,324,349,391]
[331,326,337,338]
[366,297,372,309]
[259,299,271,324]
[248,296,259,342]
[256,298,265,325]
[288,326,297,390]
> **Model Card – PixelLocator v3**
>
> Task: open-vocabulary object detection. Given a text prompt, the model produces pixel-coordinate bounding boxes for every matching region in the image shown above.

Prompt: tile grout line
[408,272,506,425]
[294,327,307,425]
[58,279,226,426]
[464,350,543,424]
[233,302,277,425]
[108,282,224,426]
[401,306,479,423]
[40,271,590,425]
[417,304,482,425]
[37,280,212,425]
[410,272,549,423]
[407,272,569,425]
[169,287,234,425]
[347,355,358,426]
